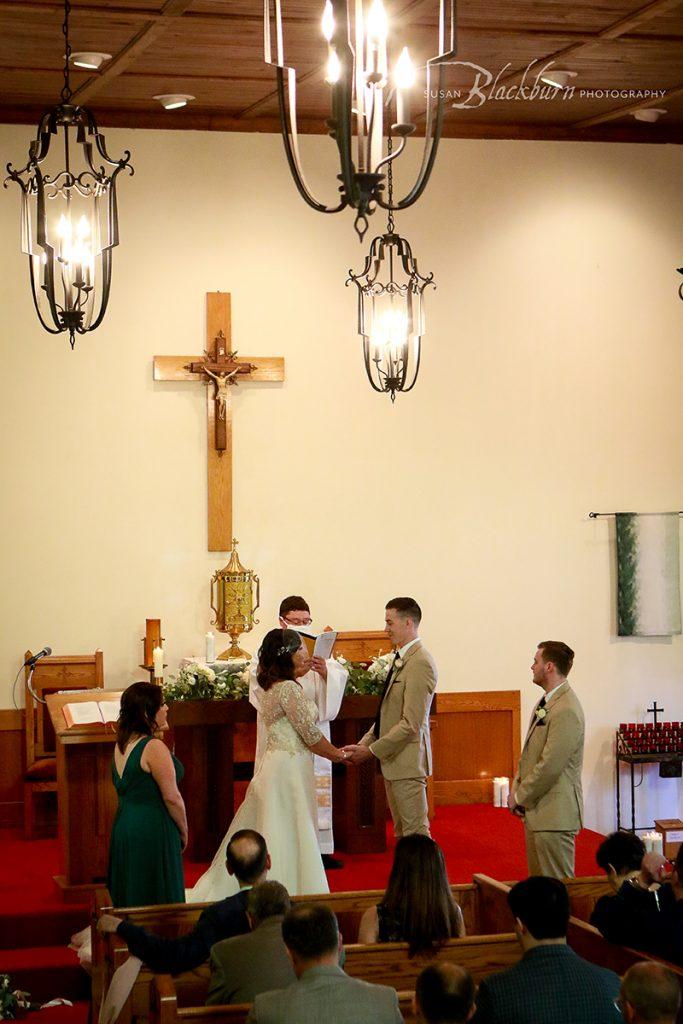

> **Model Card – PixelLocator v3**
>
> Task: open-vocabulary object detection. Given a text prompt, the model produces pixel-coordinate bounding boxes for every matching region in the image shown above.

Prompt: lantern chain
[61,0,72,104]
[386,134,395,235]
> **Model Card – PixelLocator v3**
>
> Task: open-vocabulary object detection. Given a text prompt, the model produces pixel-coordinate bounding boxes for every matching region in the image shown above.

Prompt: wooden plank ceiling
[0,0,681,143]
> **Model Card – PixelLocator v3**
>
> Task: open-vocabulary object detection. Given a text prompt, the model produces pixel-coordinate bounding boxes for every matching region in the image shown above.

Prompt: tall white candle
[500,777,510,806]
[205,631,216,664]
[493,778,502,807]
[153,646,164,679]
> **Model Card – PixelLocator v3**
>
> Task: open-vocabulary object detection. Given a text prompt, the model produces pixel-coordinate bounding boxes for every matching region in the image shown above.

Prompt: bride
[187,628,347,901]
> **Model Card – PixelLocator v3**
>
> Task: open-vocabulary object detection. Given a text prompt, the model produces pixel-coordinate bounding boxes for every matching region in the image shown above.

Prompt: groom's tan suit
[360,641,437,837]
[514,681,585,879]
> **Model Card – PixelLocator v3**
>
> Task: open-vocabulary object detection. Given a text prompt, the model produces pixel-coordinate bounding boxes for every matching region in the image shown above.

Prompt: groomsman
[344,597,437,838]
[508,641,585,879]
[249,595,348,867]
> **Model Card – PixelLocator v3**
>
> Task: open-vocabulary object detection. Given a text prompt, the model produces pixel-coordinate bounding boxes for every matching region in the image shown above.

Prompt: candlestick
[205,631,216,664]
[153,646,164,680]
[145,618,161,666]
[493,778,502,807]
[499,777,510,806]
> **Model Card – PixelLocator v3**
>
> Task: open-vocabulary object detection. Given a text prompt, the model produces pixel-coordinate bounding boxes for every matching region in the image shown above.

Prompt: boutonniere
[393,657,404,671]
[535,706,547,723]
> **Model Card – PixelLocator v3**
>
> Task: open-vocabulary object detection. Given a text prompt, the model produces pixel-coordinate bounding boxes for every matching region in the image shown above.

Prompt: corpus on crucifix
[154,292,285,550]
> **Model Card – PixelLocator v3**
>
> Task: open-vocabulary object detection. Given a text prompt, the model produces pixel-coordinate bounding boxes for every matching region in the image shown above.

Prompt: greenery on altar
[164,661,251,702]
[336,652,393,696]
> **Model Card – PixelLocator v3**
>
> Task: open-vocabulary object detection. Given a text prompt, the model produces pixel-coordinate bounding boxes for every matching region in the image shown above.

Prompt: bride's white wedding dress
[186,677,329,901]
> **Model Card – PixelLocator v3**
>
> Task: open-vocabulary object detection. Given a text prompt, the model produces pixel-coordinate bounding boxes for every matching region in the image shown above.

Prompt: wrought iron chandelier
[347,140,435,401]
[4,0,133,348]
[265,0,456,239]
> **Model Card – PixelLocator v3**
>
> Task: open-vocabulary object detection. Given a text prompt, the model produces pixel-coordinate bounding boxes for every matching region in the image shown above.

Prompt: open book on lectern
[293,628,338,662]
[63,698,121,729]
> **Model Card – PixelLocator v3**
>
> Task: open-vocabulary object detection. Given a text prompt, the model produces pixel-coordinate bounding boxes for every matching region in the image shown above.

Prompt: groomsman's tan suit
[514,681,585,879]
[360,641,437,837]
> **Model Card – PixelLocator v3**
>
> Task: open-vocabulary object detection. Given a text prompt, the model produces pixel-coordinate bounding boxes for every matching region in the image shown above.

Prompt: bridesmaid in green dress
[108,682,188,907]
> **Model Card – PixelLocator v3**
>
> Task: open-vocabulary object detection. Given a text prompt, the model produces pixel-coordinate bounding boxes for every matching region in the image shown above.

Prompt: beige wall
[1,123,682,834]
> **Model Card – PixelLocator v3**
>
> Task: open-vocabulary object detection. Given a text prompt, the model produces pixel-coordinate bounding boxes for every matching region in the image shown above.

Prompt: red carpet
[1,805,604,1023]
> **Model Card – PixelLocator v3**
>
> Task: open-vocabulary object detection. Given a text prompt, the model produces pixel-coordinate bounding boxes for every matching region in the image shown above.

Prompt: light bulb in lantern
[394,46,416,126]
[371,307,409,360]
[321,0,335,41]
[325,49,341,83]
[366,0,388,42]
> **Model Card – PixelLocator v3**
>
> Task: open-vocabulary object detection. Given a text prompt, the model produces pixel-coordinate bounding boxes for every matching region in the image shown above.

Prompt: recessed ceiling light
[540,70,577,89]
[633,108,667,123]
[70,51,111,70]
[153,93,195,111]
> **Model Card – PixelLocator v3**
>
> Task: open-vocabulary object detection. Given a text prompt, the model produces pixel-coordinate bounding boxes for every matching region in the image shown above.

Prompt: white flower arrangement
[164,661,250,702]
[336,650,395,696]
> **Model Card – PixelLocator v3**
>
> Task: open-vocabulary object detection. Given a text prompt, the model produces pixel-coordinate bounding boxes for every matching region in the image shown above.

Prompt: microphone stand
[25,662,47,705]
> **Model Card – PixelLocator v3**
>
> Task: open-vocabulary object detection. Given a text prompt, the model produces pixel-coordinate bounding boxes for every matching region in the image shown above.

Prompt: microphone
[26,646,52,666]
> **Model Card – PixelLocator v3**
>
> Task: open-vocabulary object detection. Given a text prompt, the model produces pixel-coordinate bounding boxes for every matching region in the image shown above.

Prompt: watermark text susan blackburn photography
[427,60,668,109]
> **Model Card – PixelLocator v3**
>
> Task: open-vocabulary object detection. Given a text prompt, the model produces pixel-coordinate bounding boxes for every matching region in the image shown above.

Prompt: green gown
[108,736,185,907]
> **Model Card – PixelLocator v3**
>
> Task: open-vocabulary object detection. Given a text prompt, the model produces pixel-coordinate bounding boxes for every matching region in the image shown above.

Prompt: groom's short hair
[279,595,310,617]
[386,597,422,625]
[282,904,339,959]
[226,829,268,884]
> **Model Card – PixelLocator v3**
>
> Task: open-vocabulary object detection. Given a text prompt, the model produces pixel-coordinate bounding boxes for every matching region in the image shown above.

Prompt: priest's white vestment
[249,658,348,854]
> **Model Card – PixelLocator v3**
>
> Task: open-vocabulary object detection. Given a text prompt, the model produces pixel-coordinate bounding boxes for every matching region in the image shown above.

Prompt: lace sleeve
[279,679,323,747]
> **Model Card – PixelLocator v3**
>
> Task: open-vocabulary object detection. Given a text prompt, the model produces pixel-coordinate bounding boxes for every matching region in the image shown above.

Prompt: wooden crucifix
[154,292,285,551]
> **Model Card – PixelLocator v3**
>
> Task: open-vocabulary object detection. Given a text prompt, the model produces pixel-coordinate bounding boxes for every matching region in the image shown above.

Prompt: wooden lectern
[46,690,123,902]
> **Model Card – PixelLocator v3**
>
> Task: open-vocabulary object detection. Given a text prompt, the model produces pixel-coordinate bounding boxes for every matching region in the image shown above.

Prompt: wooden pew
[152,976,419,1024]
[149,934,522,1024]
[94,881,480,1018]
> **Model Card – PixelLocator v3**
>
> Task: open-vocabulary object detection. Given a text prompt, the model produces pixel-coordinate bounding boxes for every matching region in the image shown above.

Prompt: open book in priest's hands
[293,627,338,662]
[63,698,121,729]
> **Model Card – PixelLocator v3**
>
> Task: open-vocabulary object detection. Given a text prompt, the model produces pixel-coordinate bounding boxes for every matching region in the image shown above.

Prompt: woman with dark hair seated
[358,834,465,954]
[188,629,346,901]
[109,682,187,907]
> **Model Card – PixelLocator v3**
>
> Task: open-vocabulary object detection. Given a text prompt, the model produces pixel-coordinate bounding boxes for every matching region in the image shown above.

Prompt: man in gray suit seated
[207,881,295,1005]
[246,903,402,1024]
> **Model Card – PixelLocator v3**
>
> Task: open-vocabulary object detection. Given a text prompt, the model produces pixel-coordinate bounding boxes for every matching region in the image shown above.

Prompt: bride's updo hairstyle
[257,628,302,690]
[116,681,164,753]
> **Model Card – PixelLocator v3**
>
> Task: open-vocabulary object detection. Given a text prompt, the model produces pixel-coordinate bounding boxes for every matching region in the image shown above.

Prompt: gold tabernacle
[210,539,260,659]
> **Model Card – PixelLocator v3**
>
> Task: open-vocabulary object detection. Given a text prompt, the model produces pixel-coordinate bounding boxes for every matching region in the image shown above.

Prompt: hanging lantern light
[265,0,456,239]
[347,140,435,401]
[4,0,133,348]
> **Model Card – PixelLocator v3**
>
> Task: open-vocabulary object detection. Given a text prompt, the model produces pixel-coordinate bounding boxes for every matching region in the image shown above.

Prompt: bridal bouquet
[164,661,251,702]
[0,975,37,1019]
[336,651,394,696]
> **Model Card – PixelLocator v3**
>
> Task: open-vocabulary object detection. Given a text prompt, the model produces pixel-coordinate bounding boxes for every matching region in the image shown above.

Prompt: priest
[249,595,348,868]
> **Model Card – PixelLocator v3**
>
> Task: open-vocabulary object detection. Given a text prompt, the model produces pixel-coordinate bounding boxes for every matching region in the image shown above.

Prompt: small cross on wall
[647,700,665,728]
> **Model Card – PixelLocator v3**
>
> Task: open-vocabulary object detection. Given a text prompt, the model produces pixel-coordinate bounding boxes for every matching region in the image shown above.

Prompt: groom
[343,597,437,838]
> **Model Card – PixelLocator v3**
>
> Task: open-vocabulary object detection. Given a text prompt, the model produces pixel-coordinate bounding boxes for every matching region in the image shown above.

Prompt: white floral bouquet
[164,661,251,702]
[336,651,394,696]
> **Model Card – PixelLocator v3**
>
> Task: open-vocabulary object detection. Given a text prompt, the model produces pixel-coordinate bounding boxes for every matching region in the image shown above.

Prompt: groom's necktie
[372,653,400,739]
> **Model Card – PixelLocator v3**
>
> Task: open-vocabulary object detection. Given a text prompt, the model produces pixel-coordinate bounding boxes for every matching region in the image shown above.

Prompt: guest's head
[257,628,309,690]
[508,877,570,951]
[532,641,574,689]
[414,964,476,1024]
[226,829,270,886]
[247,881,291,928]
[385,597,422,647]
[281,904,340,977]
[278,596,312,628]
[620,962,682,1024]
[596,831,646,887]
[116,682,166,753]
[382,834,461,956]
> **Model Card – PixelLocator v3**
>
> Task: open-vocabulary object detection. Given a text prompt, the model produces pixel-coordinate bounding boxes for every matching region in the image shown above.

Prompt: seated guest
[98,830,269,973]
[474,877,620,1024]
[652,844,683,965]
[358,834,464,954]
[207,881,295,1005]
[591,832,674,951]
[415,964,475,1024]
[618,962,682,1024]
[247,903,402,1024]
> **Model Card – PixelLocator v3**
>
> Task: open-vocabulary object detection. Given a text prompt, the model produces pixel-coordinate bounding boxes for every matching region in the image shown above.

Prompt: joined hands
[341,744,374,766]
